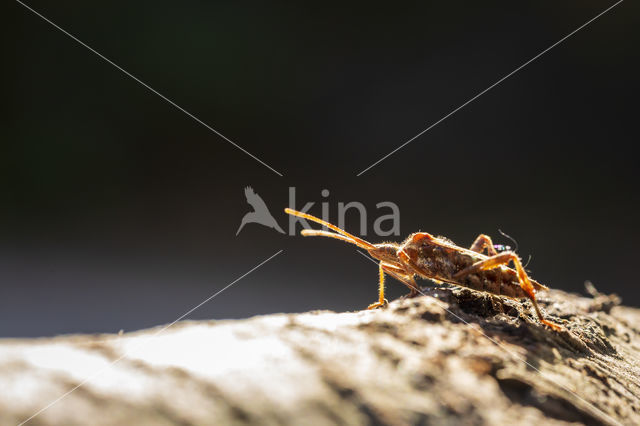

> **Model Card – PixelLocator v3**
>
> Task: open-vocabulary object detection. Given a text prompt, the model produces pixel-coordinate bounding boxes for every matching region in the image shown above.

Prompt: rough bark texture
[1,285,638,426]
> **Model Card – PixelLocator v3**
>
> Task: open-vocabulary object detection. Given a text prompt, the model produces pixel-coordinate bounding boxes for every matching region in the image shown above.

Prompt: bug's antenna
[523,254,533,269]
[299,229,357,244]
[497,229,519,253]
[285,208,375,250]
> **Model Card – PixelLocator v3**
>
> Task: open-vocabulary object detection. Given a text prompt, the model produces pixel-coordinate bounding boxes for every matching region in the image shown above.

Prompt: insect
[285,208,562,331]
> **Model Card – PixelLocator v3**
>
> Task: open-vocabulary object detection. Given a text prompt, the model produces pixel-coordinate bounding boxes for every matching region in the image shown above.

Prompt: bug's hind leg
[469,234,498,256]
[454,252,563,331]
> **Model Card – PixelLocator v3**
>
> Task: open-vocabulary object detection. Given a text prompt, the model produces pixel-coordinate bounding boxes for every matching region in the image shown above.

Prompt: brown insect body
[285,208,561,331]
[401,234,547,299]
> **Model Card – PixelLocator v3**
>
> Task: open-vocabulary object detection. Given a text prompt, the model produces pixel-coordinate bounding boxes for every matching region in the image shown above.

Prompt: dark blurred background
[3,1,638,337]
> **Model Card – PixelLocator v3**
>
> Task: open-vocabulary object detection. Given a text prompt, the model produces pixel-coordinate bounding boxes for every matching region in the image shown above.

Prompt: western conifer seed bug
[285,208,562,331]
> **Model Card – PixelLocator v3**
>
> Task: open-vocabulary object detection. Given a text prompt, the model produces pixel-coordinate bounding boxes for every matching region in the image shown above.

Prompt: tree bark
[1,284,638,426]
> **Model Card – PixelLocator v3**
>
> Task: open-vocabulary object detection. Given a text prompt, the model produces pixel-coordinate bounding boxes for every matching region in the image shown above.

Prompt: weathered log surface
[1,285,638,426]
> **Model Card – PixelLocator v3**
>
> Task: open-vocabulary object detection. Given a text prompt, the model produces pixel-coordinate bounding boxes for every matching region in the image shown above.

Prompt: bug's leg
[469,234,498,256]
[381,263,420,297]
[367,262,389,309]
[368,263,418,309]
[454,252,563,331]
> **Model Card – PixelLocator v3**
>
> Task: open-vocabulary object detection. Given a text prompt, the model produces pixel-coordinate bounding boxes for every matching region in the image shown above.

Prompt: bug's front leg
[453,252,563,331]
[469,234,498,256]
[382,263,419,297]
[367,263,389,309]
[367,262,418,309]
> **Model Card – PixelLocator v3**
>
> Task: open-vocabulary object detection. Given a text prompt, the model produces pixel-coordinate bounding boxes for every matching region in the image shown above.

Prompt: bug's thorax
[400,233,482,280]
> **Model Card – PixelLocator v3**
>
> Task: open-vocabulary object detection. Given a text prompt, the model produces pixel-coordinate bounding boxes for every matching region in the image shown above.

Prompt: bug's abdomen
[459,268,528,299]
[398,232,560,330]
[411,241,529,299]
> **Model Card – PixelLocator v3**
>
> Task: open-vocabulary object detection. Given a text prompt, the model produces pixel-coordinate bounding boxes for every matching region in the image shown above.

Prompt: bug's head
[368,243,402,264]
[285,208,397,259]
